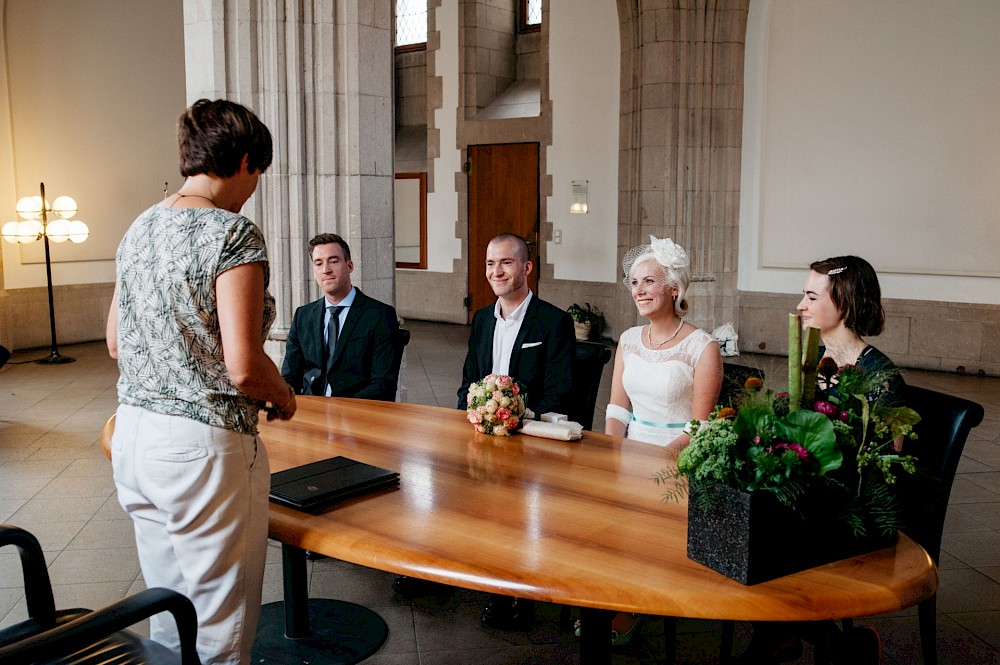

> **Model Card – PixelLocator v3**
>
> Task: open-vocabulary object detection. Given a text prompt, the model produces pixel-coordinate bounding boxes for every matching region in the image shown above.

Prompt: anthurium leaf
[775,410,842,475]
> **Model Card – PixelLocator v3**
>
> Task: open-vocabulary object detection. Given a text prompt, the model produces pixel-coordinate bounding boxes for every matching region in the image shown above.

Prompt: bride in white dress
[605,236,722,449]
[580,237,724,647]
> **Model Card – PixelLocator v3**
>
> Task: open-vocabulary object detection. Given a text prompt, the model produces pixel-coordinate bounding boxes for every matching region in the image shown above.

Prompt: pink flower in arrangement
[813,400,838,417]
[506,416,519,430]
[468,410,482,424]
[493,390,503,402]
[496,407,512,422]
[838,411,851,422]
[777,391,789,400]
[771,442,811,462]
[467,394,474,406]
[475,424,485,433]
[496,375,512,388]
[512,384,520,395]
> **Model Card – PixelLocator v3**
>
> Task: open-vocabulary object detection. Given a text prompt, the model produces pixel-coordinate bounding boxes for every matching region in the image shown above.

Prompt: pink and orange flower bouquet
[466,374,527,436]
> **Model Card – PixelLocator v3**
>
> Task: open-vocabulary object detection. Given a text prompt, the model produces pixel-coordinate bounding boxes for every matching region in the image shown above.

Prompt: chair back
[0,524,200,664]
[391,328,411,401]
[567,341,612,430]
[719,363,765,407]
[901,384,985,563]
[0,525,56,627]
[394,328,411,364]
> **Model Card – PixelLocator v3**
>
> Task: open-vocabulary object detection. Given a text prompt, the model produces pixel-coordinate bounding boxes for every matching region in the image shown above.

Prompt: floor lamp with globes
[2,182,89,364]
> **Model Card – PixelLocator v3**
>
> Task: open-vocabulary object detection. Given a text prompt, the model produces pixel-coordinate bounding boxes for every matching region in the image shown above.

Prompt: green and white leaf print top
[114,205,275,435]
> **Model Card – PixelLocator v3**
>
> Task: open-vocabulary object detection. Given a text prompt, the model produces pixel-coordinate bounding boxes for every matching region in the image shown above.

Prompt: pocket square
[521,341,542,348]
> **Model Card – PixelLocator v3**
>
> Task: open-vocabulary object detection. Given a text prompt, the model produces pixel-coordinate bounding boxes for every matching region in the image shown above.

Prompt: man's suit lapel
[305,299,326,366]
[509,296,539,372]
[330,290,368,367]
[478,310,497,375]
[301,299,326,393]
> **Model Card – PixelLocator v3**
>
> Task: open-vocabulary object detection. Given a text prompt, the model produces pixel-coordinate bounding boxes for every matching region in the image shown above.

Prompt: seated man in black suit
[281,233,400,401]
[457,233,575,416]
[395,233,575,629]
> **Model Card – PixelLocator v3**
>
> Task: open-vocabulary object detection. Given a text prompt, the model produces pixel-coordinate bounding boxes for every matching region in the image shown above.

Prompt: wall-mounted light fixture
[570,180,588,214]
[2,182,89,364]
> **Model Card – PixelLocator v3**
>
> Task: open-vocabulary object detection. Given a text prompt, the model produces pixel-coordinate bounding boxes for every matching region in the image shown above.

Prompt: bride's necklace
[646,319,685,348]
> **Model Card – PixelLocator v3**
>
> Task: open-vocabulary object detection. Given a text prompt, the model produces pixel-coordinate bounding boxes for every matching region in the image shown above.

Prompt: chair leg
[918,594,938,665]
[719,620,735,664]
[663,616,677,665]
[559,604,573,633]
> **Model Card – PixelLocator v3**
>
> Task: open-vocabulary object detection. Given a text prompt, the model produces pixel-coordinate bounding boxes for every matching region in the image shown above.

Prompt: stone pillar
[182,0,395,361]
[616,0,749,335]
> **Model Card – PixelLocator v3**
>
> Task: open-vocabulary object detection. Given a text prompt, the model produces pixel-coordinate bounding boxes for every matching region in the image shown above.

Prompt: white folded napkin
[521,419,583,441]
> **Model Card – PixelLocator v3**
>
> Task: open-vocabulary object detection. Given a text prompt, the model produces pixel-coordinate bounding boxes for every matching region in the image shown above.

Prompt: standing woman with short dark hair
[106,99,295,665]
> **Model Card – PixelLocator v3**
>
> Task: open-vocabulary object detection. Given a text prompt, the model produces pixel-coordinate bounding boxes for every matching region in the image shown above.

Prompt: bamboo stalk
[801,326,820,407]
[788,313,802,411]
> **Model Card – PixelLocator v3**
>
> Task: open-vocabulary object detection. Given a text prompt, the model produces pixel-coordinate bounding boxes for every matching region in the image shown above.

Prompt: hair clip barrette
[827,267,846,275]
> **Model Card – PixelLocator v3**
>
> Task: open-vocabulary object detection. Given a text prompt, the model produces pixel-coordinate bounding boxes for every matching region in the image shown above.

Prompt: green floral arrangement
[655,325,921,540]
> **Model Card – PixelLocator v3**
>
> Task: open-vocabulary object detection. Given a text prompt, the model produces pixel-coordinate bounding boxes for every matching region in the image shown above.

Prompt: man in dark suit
[281,233,400,401]
[395,233,574,625]
[457,233,575,417]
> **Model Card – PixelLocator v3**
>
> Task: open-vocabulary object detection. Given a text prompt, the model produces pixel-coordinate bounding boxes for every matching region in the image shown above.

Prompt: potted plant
[655,319,921,584]
[567,302,601,341]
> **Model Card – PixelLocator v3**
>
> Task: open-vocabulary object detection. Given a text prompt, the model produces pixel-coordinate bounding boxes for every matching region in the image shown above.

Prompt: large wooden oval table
[261,397,937,663]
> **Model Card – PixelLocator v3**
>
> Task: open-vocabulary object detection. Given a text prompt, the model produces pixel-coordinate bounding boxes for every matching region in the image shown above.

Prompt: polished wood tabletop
[261,397,937,622]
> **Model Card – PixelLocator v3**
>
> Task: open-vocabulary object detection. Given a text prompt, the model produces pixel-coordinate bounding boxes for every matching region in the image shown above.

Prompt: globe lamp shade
[68,220,90,243]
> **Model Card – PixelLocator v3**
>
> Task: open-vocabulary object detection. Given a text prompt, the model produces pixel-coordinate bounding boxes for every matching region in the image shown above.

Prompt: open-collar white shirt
[491,290,532,376]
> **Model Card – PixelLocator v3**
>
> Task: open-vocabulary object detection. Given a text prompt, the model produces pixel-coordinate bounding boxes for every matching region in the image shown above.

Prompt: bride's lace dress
[619,325,715,446]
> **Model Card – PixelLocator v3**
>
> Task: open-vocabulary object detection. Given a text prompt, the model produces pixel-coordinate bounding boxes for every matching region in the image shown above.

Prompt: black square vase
[686,482,896,585]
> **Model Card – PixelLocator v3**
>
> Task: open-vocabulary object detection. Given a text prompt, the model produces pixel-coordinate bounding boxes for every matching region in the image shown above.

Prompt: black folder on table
[269,456,399,512]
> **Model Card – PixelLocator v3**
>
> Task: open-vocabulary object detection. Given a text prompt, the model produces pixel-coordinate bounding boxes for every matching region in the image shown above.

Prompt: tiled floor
[2,319,999,664]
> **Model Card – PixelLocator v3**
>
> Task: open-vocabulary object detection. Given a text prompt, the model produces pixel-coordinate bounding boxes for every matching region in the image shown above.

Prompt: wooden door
[467,143,540,323]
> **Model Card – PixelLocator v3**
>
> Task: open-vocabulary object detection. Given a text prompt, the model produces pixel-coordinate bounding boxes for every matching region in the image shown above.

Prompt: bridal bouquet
[466,374,527,436]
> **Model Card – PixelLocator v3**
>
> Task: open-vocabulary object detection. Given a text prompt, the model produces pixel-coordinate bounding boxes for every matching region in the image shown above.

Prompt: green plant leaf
[774,410,842,475]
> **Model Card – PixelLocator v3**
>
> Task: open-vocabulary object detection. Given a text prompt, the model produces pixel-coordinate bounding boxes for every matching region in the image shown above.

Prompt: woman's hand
[267,384,297,421]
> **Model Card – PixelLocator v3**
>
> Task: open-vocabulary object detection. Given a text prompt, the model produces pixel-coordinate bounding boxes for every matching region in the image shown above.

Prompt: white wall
[1,0,185,289]
[545,0,620,283]
[740,0,1000,304]
[423,0,463,272]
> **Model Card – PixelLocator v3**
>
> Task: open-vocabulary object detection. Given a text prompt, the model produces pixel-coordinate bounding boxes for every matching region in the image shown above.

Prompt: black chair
[0,524,201,665]
[391,327,411,401]
[567,340,613,430]
[720,384,985,665]
[895,385,984,665]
